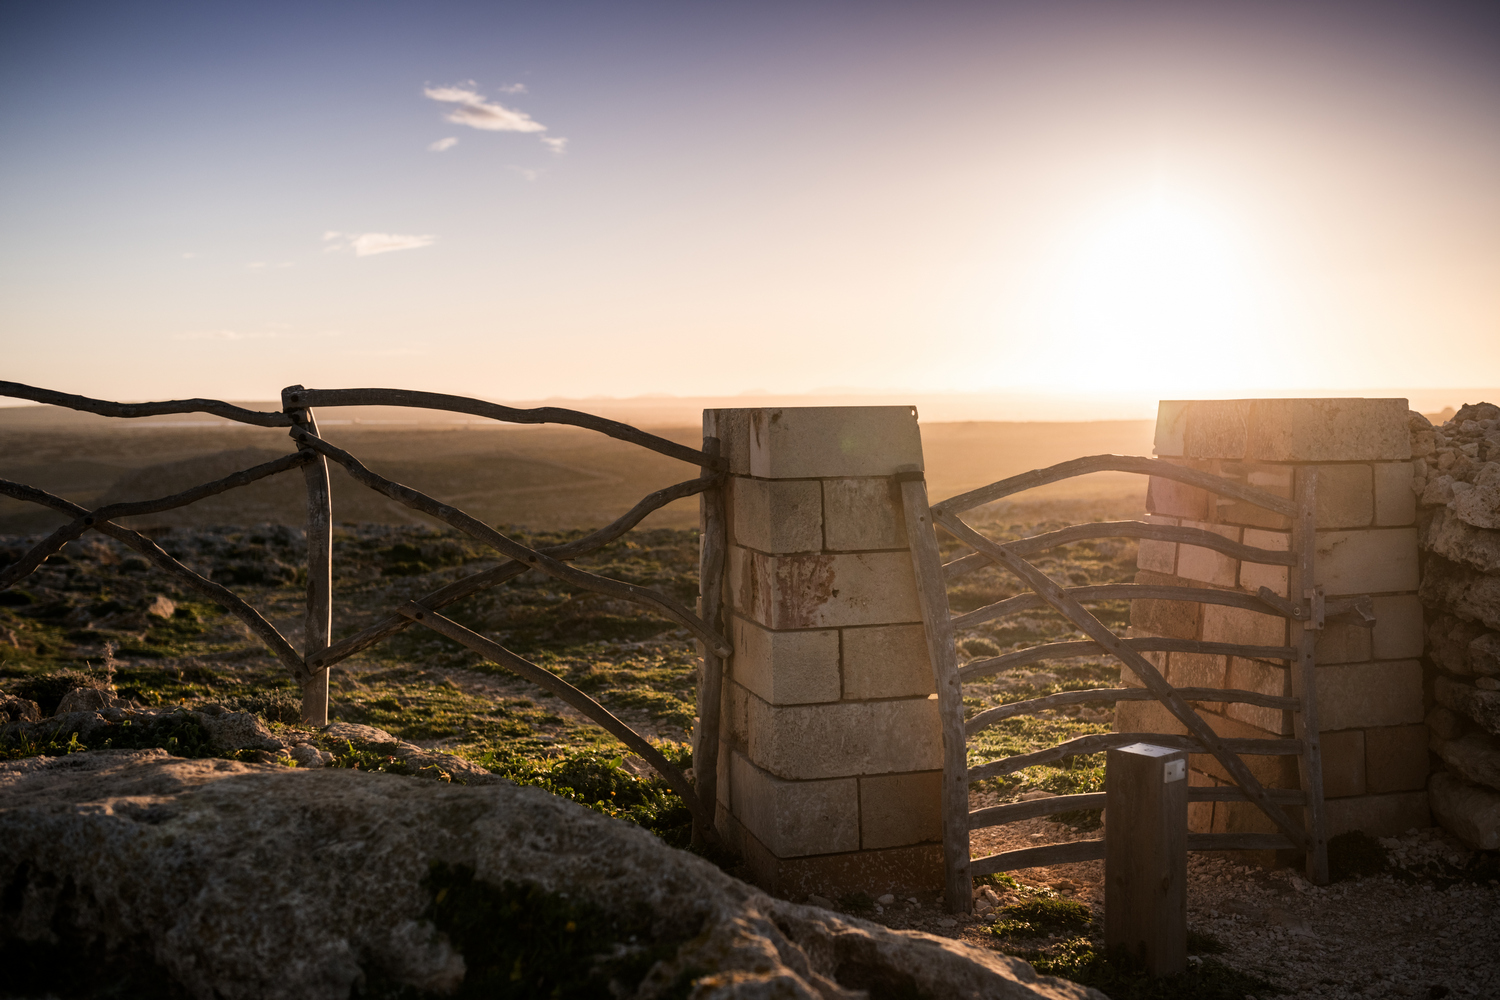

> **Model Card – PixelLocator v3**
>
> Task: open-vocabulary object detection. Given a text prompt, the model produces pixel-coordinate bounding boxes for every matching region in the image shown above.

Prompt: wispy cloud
[429,136,459,152]
[540,136,568,155]
[497,82,527,95]
[322,231,436,257]
[424,84,545,133]
[175,329,289,341]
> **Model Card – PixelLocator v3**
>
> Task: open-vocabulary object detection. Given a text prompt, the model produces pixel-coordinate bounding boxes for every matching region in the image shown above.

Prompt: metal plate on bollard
[1163,759,1186,783]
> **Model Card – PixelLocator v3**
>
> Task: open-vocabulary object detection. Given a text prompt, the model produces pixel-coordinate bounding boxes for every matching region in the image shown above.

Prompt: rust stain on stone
[748,552,834,629]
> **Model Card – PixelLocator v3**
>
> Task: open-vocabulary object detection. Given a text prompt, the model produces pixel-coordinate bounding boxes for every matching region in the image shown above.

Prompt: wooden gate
[898,456,1377,912]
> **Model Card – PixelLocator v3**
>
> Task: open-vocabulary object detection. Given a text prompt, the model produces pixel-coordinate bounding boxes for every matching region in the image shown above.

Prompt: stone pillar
[1127,398,1428,844]
[702,406,944,900]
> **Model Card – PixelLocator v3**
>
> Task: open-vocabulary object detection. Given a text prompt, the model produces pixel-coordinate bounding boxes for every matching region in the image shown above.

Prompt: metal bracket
[1303,586,1326,631]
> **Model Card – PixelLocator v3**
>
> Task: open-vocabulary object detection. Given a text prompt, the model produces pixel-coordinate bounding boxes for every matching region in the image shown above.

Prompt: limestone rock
[1435,675,1500,738]
[1420,475,1457,508]
[55,686,121,714]
[1450,463,1500,529]
[321,721,502,784]
[1473,633,1500,677]
[0,696,41,724]
[1420,508,1500,574]
[1426,613,1491,675]
[0,751,1100,1000]
[1426,706,1467,741]
[1430,730,1500,793]
[1420,558,1500,631]
[1428,770,1500,850]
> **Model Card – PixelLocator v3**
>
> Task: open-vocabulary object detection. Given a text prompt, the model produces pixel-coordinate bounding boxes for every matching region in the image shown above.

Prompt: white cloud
[348,232,436,257]
[540,136,568,155]
[508,165,540,182]
[322,230,342,241]
[429,136,459,152]
[497,82,527,94]
[424,84,546,133]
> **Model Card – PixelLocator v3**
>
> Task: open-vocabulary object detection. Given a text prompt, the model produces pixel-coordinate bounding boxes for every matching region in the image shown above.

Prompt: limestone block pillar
[1129,398,1427,843]
[701,406,944,900]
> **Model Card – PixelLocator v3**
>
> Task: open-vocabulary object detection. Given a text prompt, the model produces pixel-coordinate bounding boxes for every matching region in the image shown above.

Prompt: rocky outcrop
[0,751,1099,1000]
[1412,402,1500,849]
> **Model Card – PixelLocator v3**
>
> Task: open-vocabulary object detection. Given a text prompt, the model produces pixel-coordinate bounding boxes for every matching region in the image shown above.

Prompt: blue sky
[2,1,1498,405]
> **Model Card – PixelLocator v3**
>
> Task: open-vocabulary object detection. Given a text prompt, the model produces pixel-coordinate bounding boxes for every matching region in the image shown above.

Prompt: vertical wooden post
[693,436,726,845]
[1105,742,1187,976]
[900,475,972,914]
[1290,467,1331,883]
[283,385,332,728]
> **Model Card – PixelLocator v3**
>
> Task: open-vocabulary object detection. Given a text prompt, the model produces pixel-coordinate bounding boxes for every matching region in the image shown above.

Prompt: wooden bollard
[1105,742,1187,975]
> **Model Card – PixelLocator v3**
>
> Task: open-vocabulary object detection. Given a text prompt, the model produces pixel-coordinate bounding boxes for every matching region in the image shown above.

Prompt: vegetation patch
[1015,938,1280,1000]
[990,897,1092,939]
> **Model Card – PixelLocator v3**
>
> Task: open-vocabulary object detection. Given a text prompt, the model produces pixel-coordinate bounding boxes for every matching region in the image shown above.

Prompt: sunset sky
[2,1,1497,410]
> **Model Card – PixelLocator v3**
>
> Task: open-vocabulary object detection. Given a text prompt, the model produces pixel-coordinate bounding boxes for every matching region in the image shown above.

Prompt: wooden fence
[0,381,732,842]
[900,456,1378,912]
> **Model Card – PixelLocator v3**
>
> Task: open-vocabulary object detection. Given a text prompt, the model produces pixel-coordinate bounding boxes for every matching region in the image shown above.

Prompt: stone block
[728,547,921,630]
[1146,475,1209,521]
[1224,656,1291,735]
[822,477,907,551]
[742,693,942,780]
[1154,401,1191,458]
[729,752,859,857]
[1313,528,1419,595]
[703,408,753,476]
[1190,712,1301,789]
[730,478,823,554]
[859,771,943,849]
[1371,595,1425,661]
[1373,462,1417,526]
[1428,771,1500,850]
[1177,520,1241,587]
[1244,398,1412,462]
[841,623,934,700]
[1168,651,1228,690]
[1137,515,1178,574]
[1182,400,1253,459]
[1368,728,1434,797]
[1309,464,1374,529]
[745,406,924,480]
[1315,660,1424,731]
[1240,528,1290,597]
[1200,603,1287,648]
[1208,799,1279,837]
[1114,698,1188,737]
[1313,620,1372,665]
[1212,462,1293,530]
[1323,791,1430,838]
[1130,571,1204,640]
[730,615,840,705]
[728,814,945,900]
[1319,729,1367,798]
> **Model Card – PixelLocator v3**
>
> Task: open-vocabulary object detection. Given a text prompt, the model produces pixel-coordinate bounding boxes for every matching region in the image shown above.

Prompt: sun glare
[1046,187,1276,393]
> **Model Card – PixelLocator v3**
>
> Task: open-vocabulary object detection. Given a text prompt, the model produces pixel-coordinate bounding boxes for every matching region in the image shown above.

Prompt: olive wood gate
[898,456,1378,913]
[0,381,733,845]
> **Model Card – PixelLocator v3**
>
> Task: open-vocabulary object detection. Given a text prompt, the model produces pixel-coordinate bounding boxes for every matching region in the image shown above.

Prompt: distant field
[0,405,1155,535]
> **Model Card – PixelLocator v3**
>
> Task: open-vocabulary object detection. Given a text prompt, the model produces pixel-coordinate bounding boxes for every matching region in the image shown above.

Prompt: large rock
[1420,508,1500,575]
[1450,463,1500,530]
[1419,557,1500,631]
[1430,730,1500,793]
[1428,770,1500,851]
[0,751,1100,1000]
[1435,676,1500,738]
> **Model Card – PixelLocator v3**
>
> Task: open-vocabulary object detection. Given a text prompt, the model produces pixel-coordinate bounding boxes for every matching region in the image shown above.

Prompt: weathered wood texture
[951,583,1293,632]
[967,732,1302,782]
[285,386,715,468]
[901,477,972,914]
[693,437,728,832]
[932,454,1297,519]
[0,479,308,683]
[0,450,311,591]
[284,388,333,728]
[0,380,293,427]
[968,784,1309,830]
[399,603,712,838]
[971,841,1106,873]
[310,474,721,669]
[935,510,1312,851]
[1105,744,1188,977]
[1291,468,1331,884]
[960,638,1297,683]
[964,685,1301,736]
[293,428,731,658]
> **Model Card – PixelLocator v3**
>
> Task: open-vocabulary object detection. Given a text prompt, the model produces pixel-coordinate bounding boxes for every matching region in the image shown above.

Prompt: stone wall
[1411,402,1500,850]
[1128,398,1429,848]
[702,406,944,899]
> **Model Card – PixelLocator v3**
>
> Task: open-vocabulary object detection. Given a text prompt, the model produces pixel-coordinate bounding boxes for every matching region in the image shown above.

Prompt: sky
[1,0,1498,409]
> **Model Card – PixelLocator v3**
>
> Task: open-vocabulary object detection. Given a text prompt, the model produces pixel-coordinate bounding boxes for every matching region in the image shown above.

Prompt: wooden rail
[0,383,733,844]
[964,685,1301,736]
[959,638,1298,683]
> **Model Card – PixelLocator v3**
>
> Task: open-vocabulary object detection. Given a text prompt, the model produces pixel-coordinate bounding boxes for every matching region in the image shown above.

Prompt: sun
[1045,186,1274,393]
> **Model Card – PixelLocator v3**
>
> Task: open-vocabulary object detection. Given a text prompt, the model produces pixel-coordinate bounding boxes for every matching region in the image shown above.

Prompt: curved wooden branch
[0,480,308,683]
[283,387,716,468]
[951,583,1294,632]
[0,381,292,427]
[972,841,1105,873]
[399,604,715,842]
[938,508,1312,850]
[967,732,1303,783]
[0,451,312,591]
[964,685,1301,736]
[293,429,731,658]
[310,474,721,670]
[960,637,1298,684]
[932,454,1296,519]
[968,785,1307,829]
[941,520,1294,584]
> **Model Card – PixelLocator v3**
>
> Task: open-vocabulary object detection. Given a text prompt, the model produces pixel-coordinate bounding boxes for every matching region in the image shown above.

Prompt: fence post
[693,435,727,846]
[1105,742,1187,976]
[282,385,332,727]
